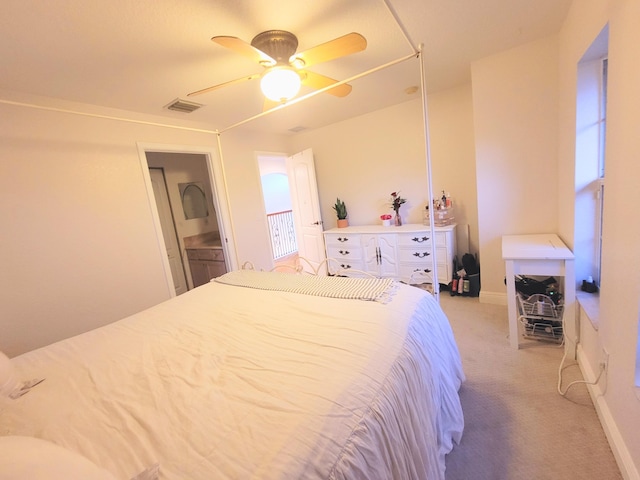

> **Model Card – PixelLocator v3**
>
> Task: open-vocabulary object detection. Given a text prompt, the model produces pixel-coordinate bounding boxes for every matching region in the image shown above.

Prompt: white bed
[0,271,464,480]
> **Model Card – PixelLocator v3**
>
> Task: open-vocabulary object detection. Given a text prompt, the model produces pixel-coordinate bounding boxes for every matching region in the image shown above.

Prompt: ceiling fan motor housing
[251,30,299,65]
[189,29,364,100]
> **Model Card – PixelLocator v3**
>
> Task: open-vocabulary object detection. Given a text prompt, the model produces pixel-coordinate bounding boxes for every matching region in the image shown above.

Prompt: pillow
[0,436,117,480]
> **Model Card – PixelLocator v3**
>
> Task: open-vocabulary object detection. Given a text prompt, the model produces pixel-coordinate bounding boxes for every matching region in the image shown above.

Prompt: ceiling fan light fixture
[260,66,301,102]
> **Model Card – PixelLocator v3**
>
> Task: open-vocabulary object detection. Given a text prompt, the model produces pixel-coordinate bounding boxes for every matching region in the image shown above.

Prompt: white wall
[0,92,288,356]
[217,129,290,271]
[288,85,478,261]
[471,35,560,301]
[290,100,428,227]
[427,86,478,256]
[558,0,640,477]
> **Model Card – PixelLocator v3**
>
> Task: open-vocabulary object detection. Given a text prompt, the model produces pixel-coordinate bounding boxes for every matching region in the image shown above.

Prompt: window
[574,27,608,299]
[594,58,607,285]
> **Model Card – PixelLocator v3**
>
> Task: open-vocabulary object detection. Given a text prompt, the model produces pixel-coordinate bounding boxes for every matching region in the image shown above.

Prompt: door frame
[137,142,237,297]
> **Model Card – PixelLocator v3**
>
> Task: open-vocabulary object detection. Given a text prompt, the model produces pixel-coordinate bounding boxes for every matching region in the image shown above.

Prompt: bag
[461,253,479,275]
[450,254,480,297]
[514,276,548,296]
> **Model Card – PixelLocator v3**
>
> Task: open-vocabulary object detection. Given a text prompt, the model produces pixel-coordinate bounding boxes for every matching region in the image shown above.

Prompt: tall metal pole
[417,45,440,299]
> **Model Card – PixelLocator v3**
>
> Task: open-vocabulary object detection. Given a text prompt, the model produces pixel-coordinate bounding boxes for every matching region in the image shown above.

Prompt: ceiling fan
[188,30,367,109]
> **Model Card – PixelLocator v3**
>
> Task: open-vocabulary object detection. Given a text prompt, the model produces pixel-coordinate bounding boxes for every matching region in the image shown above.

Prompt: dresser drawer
[326,245,362,261]
[327,259,365,275]
[396,232,433,247]
[398,264,434,284]
[324,233,359,246]
[398,246,433,263]
[401,246,447,264]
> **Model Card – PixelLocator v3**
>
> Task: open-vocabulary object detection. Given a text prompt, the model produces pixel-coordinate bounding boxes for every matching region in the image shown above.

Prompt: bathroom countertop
[184,232,223,249]
[186,243,223,249]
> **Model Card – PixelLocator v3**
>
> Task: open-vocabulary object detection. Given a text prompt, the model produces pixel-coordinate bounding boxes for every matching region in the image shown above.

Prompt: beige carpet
[436,293,622,480]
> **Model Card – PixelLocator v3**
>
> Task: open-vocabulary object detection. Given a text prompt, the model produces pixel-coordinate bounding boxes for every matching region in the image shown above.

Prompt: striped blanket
[214,270,397,303]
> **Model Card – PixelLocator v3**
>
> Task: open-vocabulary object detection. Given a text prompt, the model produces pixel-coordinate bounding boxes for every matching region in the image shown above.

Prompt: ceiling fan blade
[212,36,276,66]
[187,72,262,97]
[300,70,352,97]
[291,32,366,69]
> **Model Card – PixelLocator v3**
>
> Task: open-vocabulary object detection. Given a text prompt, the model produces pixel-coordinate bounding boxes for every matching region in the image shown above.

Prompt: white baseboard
[577,346,640,480]
[479,291,507,305]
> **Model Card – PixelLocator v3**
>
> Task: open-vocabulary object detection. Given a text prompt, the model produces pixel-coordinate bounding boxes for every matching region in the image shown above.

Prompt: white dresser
[323,224,457,285]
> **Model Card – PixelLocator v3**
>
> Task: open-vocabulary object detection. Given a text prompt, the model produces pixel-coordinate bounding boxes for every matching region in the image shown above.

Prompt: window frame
[593,57,607,286]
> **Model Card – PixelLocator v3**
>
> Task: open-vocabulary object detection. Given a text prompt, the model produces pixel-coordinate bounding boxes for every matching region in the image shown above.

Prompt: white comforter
[0,275,464,479]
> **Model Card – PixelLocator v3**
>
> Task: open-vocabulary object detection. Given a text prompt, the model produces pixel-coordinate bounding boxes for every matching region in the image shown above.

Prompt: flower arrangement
[389,192,407,226]
[390,191,407,212]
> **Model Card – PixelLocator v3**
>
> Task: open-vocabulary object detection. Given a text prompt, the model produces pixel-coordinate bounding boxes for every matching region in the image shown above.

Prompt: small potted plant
[333,198,348,228]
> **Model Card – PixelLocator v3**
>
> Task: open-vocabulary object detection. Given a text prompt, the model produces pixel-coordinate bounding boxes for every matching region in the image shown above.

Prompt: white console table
[502,234,575,351]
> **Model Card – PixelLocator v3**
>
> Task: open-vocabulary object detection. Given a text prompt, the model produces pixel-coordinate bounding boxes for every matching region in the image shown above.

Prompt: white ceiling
[0,0,572,135]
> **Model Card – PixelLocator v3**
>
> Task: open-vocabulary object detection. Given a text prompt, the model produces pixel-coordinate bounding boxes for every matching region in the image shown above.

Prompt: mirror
[179,182,209,219]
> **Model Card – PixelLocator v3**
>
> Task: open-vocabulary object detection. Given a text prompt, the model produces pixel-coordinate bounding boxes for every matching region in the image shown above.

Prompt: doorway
[257,149,326,275]
[257,154,299,270]
[140,144,234,296]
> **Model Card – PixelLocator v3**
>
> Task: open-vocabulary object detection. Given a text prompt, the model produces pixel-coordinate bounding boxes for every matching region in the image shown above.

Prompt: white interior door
[287,149,326,275]
[149,168,188,295]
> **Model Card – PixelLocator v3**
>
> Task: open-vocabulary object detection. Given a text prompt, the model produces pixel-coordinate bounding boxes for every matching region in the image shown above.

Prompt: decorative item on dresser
[323,223,457,285]
[380,214,393,227]
[389,191,407,226]
[332,197,348,228]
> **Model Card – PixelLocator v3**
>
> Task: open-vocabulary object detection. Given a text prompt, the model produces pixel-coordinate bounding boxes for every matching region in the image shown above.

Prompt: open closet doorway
[143,149,230,295]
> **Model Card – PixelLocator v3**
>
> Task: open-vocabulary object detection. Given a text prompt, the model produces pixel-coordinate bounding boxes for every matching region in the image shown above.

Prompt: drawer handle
[340,264,352,269]
[413,252,430,258]
[338,250,350,255]
[411,236,430,243]
[337,237,349,243]
[413,268,432,273]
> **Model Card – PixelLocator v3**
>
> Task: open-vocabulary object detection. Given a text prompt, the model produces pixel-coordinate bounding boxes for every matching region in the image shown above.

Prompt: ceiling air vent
[165,98,203,113]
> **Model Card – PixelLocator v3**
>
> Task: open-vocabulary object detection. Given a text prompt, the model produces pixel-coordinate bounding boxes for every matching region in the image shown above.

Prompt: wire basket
[517,294,564,342]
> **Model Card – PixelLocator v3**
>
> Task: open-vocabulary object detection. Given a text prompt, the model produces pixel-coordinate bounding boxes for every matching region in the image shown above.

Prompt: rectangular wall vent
[165,98,203,113]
